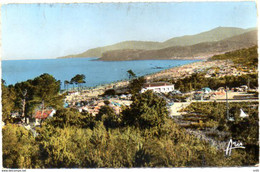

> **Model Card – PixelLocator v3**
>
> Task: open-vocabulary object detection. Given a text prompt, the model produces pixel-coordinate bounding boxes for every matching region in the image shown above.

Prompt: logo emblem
[225,139,245,156]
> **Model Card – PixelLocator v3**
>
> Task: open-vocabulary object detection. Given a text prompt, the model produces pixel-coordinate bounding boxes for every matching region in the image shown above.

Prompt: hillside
[99,30,257,61]
[162,27,251,47]
[210,46,258,69]
[58,27,254,58]
[62,41,162,59]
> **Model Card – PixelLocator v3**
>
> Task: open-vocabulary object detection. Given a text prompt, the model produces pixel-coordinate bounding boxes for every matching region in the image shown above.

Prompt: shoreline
[96,57,206,62]
[144,59,225,82]
[65,59,203,90]
[65,59,231,102]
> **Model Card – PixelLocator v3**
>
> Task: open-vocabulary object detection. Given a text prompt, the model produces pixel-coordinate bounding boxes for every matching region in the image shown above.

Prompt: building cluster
[70,98,125,115]
[65,82,175,116]
[8,78,257,133]
[146,59,256,83]
[9,59,257,130]
[205,65,254,78]
[146,60,232,82]
[10,108,56,127]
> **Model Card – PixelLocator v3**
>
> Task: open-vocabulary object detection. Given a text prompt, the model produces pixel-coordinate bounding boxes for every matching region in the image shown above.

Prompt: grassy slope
[211,45,258,68]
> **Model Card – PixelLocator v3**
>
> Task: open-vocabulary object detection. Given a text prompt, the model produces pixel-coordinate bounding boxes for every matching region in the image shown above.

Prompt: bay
[2,58,199,88]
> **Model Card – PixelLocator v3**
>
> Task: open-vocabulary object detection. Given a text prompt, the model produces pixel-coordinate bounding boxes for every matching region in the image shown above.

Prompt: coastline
[65,59,231,102]
[144,59,230,82]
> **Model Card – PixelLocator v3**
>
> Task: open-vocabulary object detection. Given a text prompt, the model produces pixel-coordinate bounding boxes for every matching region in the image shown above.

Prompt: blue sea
[2,58,198,88]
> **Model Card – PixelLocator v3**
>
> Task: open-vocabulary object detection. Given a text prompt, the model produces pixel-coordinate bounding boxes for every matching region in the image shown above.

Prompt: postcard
[1,1,259,170]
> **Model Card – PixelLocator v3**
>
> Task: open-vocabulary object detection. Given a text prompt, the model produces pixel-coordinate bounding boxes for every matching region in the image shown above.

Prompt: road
[191,99,258,103]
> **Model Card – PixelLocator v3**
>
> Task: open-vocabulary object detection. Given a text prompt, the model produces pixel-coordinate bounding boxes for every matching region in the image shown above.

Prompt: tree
[3,124,40,168]
[2,80,17,123]
[123,90,168,130]
[9,74,63,123]
[81,111,96,129]
[15,83,29,120]
[129,76,146,95]
[64,80,70,91]
[14,80,35,122]
[96,105,120,130]
[103,89,116,96]
[70,74,86,91]
[37,126,93,168]
[44,108,85,128]
[127,70,136,80]
[31,74,64,118]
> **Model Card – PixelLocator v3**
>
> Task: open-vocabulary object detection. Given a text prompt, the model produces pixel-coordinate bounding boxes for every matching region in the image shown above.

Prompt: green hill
[162,27,252,47]
[98,30,257,61]
[59,27,255,58]
[60,41,161,58]
[211,46,258,69]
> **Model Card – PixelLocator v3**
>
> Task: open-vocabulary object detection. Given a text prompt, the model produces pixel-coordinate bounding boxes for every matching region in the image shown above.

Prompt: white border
[0,0,259,172]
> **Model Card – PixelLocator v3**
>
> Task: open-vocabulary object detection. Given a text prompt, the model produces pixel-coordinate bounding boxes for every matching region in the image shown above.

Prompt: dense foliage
[3,86,251,168]
[3,124,40,168]
[3,88,259,168]
[174,73,258,93]
[2,74,64,124]
[2,80,17,123]
[128,76,146,95]
[211,46,258,69]
[2,45,259,169]
[122,91,168,131]
[70,74,86,90]
[179,102,259,165]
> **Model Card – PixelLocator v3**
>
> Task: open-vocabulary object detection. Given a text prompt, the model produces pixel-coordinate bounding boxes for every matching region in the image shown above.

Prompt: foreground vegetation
[2,74,64,124]
[3,87,259,168]
[2,46,259,168]
[178,101,259,166]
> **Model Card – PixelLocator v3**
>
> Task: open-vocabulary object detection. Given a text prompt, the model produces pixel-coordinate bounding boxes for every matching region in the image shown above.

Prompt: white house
[141,82,175,93]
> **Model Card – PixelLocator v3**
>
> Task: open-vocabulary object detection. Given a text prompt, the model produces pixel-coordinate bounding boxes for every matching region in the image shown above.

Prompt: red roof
[35,110,52,119]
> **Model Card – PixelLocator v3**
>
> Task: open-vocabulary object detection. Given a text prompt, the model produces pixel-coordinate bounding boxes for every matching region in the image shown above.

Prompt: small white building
[78,106,88,113]
[67,91,80,96]
[141,82,175,93]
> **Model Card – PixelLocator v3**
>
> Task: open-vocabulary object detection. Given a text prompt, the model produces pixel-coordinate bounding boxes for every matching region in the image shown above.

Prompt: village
[63,82,257,117]
[147,59,255,82]
[61,59,257,117]
[8,59,257,130]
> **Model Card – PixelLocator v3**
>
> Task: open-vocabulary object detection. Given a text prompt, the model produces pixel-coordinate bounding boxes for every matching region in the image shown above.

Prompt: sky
[1,2,258,60]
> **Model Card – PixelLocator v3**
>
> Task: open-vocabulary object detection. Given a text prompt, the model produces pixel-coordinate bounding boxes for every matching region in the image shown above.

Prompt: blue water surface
[2,58,199,88]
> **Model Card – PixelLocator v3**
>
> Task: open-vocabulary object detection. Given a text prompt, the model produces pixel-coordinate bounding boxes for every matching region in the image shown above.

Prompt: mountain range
[58,27,257,61]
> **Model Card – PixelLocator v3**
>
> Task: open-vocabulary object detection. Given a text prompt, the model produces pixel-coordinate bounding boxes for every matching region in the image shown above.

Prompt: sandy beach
[145,59,232,82]
[65,59,232,103]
